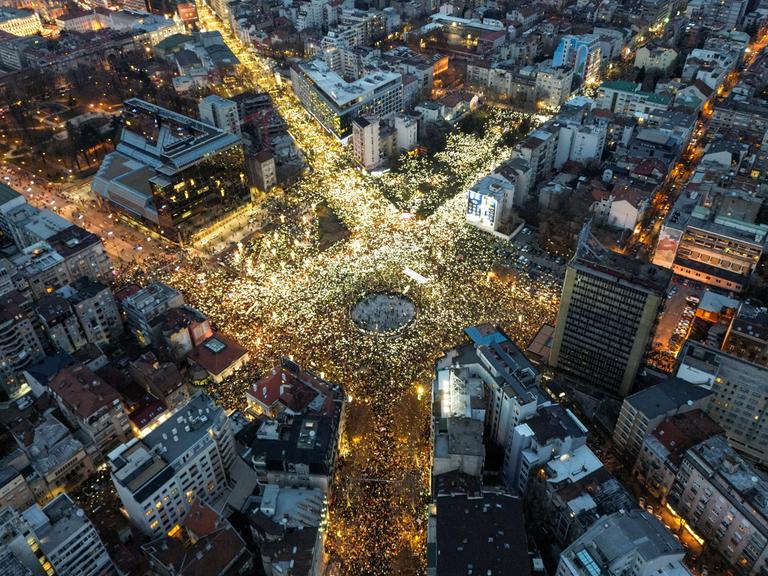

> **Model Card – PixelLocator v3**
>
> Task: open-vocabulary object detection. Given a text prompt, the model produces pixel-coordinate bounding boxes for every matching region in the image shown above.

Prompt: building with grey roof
[107,392,235,537]
[93,98,249,242]
[290,58,403,140]
[237,413,340,492]
[428,490,531,576]
[57,277,123,346]
[557,509,690,576]
[612,377,712,460]
[633,410,722,502]
[1,493,115,576]
[676,341,768,467]
[5,206,71,250]
[503,403,588,493]
[121,281,185,346]
[668,435,768,575]
[655,174,768,292]
[432,324,544,488]
[0,183,25,239]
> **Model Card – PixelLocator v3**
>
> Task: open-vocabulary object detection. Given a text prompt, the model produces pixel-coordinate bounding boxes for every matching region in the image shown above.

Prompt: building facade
[550,231,671,397]
[108,392,235,537]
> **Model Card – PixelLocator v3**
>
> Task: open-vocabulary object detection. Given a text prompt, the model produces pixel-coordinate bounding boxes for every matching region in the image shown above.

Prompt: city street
[1,161,174,265]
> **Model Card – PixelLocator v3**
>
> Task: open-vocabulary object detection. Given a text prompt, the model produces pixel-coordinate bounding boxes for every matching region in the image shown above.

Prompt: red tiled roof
[632,157,667,177]
[183,500,221,540]
[114,284,141,304]
[652,410,721,463]
[248,364,339,418]
[49,364,122,420]
[128,394,167,429]
[439,91,475,108]
[612,184,649,208]
[187,334,247,377]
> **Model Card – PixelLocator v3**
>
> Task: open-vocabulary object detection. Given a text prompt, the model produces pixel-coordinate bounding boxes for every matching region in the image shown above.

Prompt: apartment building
[596,80,672,117]
[0,8,42,37]
[108,392,235,537]
[676,341,768,466]
[198,94,241,136]
[436,324,543,448]
[612,378,712,460]
[557,509,691,576]
[1,493,115,576]
[552,34,602,85]
[633,410,722,501]
[535,65,574,109]
[465,173,516,233]
[0,290,45,388]
[120,282,185,346]
[351,115,381,171]
[668,436,768,575]
[503,403,587,494]
[48,364,131,456]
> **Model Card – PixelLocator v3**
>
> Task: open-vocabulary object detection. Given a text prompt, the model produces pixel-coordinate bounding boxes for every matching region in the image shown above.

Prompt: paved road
[2,161,173,264]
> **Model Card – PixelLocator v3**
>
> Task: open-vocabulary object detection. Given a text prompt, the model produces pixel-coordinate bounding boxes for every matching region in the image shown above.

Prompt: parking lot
[654,276,706,354]
[495,226,567,284]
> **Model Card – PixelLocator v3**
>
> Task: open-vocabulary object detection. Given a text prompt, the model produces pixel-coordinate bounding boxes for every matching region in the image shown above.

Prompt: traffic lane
[654,279,703,350]
[7,174,173,262]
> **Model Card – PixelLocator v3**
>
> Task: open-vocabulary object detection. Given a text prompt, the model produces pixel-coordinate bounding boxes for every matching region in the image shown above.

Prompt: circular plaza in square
[350,291,417,335]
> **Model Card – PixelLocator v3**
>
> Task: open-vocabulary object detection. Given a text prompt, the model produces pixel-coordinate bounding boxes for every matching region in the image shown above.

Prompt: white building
[554,120,606,168]
[352,115,381,171]
[535,65,574,109]
[596,80,672,117]
[502,404,587,494]
[557,509,692,576]
[1,494,116,576]
[465,173,516,233]
[633,410,721,502]
[434,325,542,449]
[676,341,768,467]
[108,392,236,537]
[0,8,42,37]
[199,94,241,136]
[552,34,603,85]
[291,58,402,140]
[514,126,558,184]
[394,114,418,152]
[635,45,678,72]
[121,282,185,346]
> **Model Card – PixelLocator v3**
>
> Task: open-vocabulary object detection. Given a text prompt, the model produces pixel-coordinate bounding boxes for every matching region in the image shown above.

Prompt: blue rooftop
[464,324,509,347]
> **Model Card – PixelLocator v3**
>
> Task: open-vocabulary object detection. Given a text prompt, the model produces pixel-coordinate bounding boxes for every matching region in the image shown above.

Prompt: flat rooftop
[573,247,672,294]
[118,98,242,176]
[433,491,531,576]
[295,59,401,109]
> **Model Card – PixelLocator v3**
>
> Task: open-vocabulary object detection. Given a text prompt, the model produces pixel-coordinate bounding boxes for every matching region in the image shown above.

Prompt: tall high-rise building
[550,225,671,397]
[198,94,241,136]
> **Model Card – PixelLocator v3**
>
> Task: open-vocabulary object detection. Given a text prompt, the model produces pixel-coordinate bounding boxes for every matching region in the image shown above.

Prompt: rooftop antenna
[575,219,608,261]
